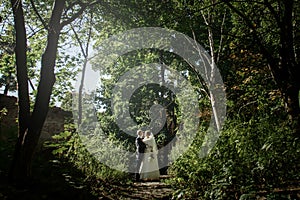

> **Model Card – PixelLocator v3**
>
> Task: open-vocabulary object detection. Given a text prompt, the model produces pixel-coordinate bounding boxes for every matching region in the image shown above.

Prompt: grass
[0,126,101,200]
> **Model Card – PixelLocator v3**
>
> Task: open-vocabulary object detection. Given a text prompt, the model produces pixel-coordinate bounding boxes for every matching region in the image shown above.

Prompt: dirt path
[98,175,174,200]
[128,179,173,199]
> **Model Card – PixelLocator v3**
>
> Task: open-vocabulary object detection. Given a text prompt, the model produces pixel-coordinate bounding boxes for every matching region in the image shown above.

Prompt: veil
[150,132,158,154]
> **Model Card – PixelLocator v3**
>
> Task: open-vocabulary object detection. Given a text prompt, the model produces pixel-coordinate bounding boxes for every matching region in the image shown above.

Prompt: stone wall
[0,94,72,144]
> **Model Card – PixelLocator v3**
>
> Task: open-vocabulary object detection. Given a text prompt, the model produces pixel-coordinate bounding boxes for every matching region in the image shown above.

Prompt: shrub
[168,117,299,199]
[45,123,131,184]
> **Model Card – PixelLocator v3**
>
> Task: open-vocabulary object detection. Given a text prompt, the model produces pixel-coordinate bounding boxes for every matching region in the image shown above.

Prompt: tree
[9,0,90,181]
[0,3,16,95]
[221,0,300,132]
[71,13,93,125]
[197,0,227,132]
[9,0,30,182]
[0,2,44,96]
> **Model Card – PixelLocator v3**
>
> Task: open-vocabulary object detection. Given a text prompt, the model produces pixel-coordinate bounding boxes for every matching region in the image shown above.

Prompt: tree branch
[60,0,115,29]
[29,0,48,30]
[198,1,224,12]
[263,0,281,26]
[60,2,90,27]
[221,0,278,68]
[70,25,86,57]
[27,27,44,39]
[216,10,227,63]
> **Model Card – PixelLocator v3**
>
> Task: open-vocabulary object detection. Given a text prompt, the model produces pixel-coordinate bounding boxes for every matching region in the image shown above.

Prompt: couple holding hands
[135,130,160,182]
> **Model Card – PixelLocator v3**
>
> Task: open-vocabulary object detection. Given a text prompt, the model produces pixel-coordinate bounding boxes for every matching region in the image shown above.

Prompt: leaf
[261,142,272,151]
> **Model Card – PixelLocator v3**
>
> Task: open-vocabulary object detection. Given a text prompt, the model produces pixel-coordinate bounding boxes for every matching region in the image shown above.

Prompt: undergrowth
[45,123,131,185]
[168,117,299,199]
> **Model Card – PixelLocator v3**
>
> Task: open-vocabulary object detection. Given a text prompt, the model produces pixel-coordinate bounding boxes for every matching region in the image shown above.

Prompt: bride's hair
[145,130,152,137]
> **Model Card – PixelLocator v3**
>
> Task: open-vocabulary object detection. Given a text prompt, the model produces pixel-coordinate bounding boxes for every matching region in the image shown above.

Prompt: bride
[139,130,160,181]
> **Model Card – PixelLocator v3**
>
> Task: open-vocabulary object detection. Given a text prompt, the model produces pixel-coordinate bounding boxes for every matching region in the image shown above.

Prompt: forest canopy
[0,0,299,199]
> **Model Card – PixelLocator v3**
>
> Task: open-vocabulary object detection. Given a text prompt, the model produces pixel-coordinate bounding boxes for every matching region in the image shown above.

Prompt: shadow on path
[94,175,174,200]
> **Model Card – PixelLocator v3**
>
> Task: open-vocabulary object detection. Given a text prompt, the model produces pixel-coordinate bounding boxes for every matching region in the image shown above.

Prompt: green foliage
[45,123,130,183]
[0,108,8,120]
[0,125,17,174]
[2,0,298,198]
[168,117,299,199]
[0,0,86,106]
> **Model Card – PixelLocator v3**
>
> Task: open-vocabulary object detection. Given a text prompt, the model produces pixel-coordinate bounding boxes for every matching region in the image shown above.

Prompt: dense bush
[168,117,299,199]
[45,124,131,184]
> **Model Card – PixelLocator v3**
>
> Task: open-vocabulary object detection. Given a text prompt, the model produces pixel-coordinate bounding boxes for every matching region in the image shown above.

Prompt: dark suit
[135,136,146,181]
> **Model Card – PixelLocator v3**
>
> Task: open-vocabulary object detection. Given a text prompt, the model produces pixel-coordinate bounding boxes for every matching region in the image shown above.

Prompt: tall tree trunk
[264,1,300,133]
[279,0,300,127]
[9,0,30,182]
[4,74,10,95]
[10,0,66,181]
[223,0,299,134]
[71,13,93,125]
[201,1,224,132]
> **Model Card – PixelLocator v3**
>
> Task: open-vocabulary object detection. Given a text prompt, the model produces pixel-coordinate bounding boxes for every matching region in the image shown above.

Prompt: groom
[135,130,146,181]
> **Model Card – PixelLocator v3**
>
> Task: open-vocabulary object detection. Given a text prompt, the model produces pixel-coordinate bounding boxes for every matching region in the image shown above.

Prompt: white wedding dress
[139,135,160,180]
